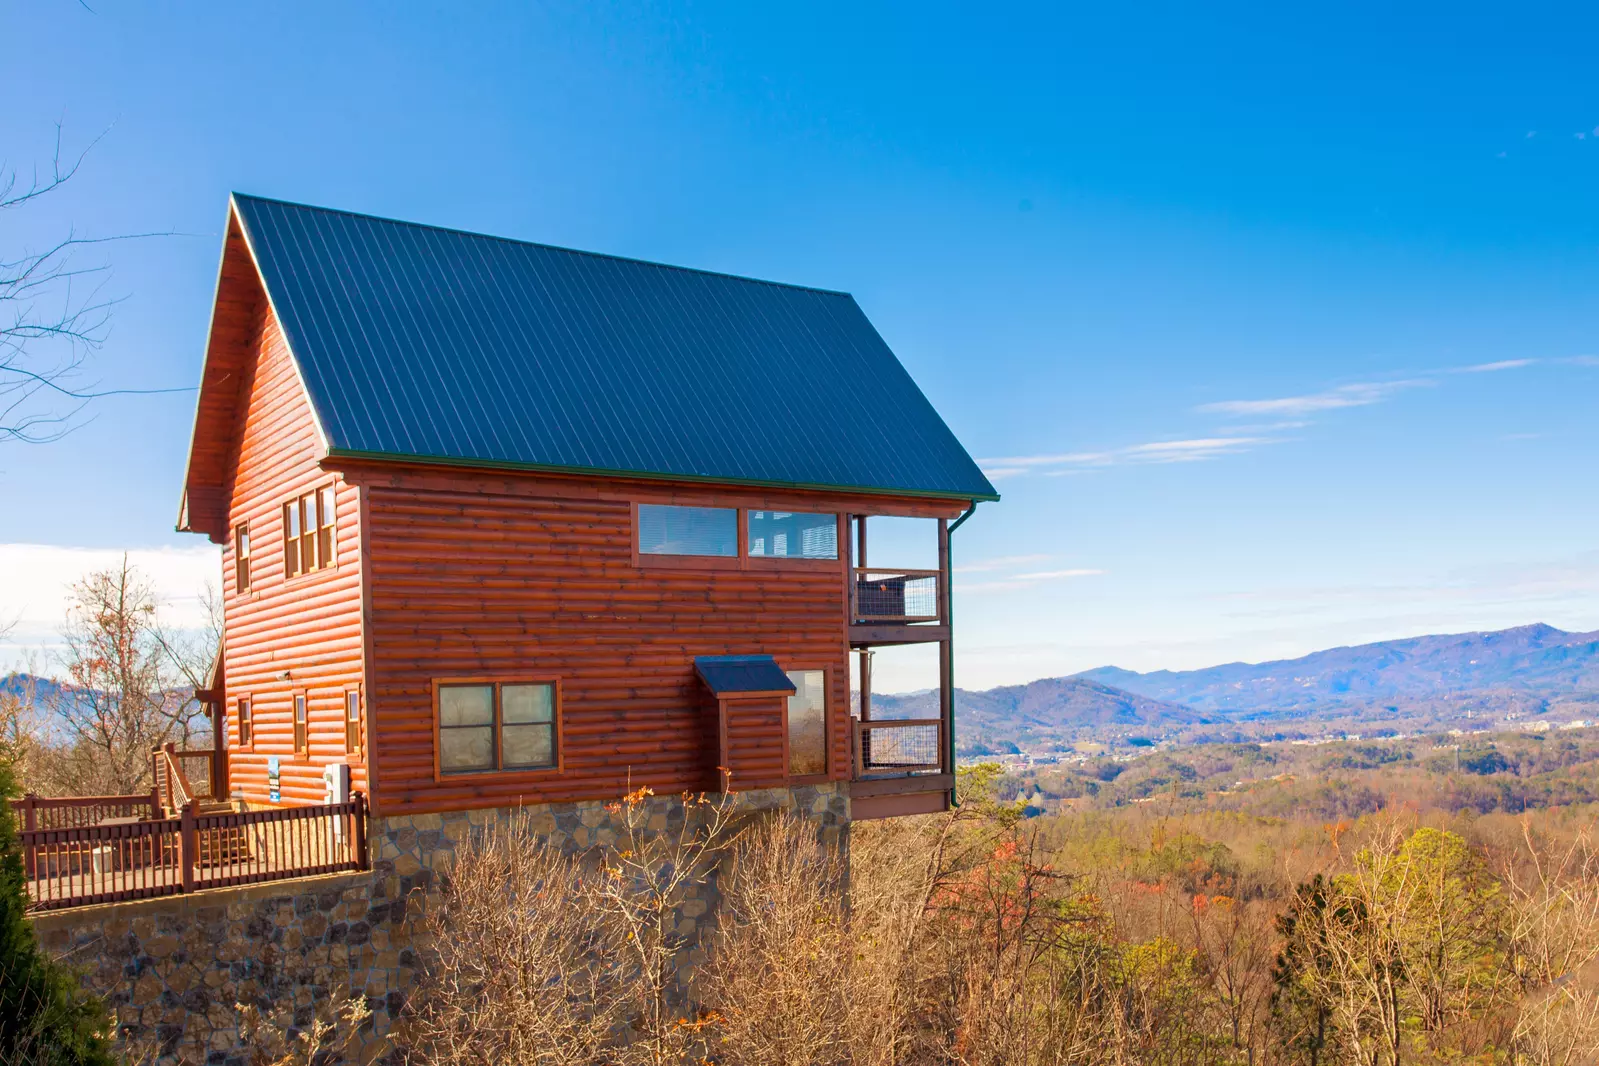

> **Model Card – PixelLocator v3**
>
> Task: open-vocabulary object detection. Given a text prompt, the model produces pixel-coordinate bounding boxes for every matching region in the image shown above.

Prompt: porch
[845,513,959,819]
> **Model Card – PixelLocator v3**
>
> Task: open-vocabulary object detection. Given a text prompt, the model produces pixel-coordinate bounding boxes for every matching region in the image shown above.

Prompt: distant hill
[872,677,1206,755]
[0,673,67,705]
[1077,624,1599,715]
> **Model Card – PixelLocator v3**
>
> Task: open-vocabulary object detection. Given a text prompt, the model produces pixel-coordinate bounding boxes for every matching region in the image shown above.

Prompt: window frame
[282,483,339,581]
[234,522,252,594]
[344,687,363,758]
[782,662,832,783]
[632,503,843,573]
[237,697,253,751]
[292,692,308,756]
[431,676,564,782]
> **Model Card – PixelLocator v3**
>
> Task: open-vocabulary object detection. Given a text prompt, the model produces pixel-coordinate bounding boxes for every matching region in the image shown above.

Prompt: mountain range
[1078,624,1599,714]
[875,624,1599,754]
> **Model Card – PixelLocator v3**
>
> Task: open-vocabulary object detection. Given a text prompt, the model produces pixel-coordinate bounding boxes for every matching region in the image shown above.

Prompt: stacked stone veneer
[32,783,848,1066]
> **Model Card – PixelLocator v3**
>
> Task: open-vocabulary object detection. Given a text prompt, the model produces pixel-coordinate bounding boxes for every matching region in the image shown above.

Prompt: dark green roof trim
[325,447,1000,502]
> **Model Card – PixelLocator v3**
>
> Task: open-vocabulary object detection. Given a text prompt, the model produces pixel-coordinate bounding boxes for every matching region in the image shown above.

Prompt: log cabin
[176,194,997,827]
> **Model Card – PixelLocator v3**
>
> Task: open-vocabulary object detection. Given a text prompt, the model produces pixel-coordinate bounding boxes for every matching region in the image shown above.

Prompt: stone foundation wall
[34,783,848,1065]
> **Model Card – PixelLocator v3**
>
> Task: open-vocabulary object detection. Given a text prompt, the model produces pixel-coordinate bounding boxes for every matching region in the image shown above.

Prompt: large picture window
[786,669,827,777]
[637,505,738,557]
[284,485,338,578]
[749,511,838,560]
[438,680,558,774]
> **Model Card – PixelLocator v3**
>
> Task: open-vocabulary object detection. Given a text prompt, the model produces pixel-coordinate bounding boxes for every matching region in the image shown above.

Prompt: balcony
[849,567,947,646]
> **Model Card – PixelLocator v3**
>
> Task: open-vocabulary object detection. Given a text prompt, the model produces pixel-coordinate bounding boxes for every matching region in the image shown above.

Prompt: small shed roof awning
[695,656,796,697]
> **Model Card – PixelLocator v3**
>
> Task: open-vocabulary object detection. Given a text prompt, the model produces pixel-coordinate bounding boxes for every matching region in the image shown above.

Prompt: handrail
[10,792,161,832]
[854,717,944,777]
[152,743,195,814]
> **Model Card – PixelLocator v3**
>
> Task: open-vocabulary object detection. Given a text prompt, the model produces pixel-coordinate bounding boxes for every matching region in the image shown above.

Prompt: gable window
[437,680,558,774]
[237,697,253,748]
[637,505,737,557]
[234,523,252,593]
[786,669,827,777]
[749,511,838,560]
[293,694,308,755]
[284,486,337,578]
[345,690,362,755]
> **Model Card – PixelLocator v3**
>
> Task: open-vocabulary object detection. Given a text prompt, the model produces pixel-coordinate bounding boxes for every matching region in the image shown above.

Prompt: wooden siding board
[219,297,368,808]
[360,479,856,814]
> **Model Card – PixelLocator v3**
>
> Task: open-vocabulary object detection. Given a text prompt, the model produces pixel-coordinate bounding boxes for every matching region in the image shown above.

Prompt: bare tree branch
[1,124,194,444]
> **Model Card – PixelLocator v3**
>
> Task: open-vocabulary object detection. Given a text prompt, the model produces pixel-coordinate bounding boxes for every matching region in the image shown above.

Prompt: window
[786,669,827,777]
[345,690,362,755]
[237,698,253,748]
[637,505,737,557]
[749,511,838,560]
[438,681,558,774]
[283,486,337,578]
[234,523,252,593]
[293,694,308,755]
[318,486,337,566]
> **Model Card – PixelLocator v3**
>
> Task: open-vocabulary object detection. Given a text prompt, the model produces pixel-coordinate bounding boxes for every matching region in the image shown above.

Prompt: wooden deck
[16,793,367,911]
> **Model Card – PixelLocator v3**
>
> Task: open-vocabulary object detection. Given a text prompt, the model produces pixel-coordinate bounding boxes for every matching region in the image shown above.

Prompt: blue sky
[2,1,1597,691]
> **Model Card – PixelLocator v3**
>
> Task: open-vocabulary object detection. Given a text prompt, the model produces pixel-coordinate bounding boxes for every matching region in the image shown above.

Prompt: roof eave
[323,446,1001,505]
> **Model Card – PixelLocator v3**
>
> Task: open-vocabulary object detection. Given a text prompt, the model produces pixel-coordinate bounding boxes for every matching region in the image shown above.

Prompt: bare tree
[701,812,853,1066]
[45,556,206,795]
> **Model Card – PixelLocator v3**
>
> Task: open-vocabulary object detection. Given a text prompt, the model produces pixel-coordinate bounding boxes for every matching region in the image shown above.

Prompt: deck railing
[854,718,944,777]
[10,792,161,832]
[851,568,943,624]
[18,794,368,912]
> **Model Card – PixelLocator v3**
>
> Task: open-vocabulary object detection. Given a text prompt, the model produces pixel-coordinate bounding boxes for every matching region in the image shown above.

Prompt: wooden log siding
[361,482,854,813]
[217,289,368,808]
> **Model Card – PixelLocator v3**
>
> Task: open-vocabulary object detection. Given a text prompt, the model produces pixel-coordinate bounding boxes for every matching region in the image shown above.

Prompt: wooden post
[352,792,369,869]
[178,801,196,893]
[937,518,952,775]
[149,784,162,821]
[860,650,872,722]
[21,794,37,880]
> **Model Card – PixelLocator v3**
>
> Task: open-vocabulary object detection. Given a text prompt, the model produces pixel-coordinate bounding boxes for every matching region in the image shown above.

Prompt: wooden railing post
[178,802,196,893]
[352,792,368,869]
[20,794,37,880]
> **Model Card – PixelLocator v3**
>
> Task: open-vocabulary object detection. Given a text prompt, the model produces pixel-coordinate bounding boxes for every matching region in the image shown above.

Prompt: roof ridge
[230,192,854,299]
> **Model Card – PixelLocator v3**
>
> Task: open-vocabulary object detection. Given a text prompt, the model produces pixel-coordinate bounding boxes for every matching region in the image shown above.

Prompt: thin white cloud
[980,436,1268,478]
[1563,355,1599,367]
[954,553,1054,574]
[1196,380,1430,417]
[1454,359,1538,373]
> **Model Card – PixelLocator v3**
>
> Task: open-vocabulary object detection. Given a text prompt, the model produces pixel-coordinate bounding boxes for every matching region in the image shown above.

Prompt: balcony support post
[937,517,952,776]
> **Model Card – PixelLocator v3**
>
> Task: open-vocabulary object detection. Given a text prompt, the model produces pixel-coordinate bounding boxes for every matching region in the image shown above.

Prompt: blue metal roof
[230,194,997,501]
[694,656,797,696]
